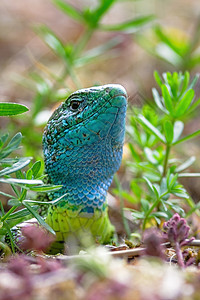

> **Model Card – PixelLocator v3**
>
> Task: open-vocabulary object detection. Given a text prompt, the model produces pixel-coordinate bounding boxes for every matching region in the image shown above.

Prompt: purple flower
[163,213,194,267]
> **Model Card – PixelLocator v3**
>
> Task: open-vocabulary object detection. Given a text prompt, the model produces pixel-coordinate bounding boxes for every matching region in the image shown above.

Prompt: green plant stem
[162,144,171,178]
[1,205,18,222]
[74,27,94,58]
[142,197,160,230]
[142,190,169,230]
[3,222,15,253]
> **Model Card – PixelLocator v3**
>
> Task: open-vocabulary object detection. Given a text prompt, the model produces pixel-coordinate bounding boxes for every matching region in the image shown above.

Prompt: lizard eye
[70,100,81,111]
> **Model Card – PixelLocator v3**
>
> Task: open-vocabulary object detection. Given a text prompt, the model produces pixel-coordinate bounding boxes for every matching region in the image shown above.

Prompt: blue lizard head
[43,84,127,210]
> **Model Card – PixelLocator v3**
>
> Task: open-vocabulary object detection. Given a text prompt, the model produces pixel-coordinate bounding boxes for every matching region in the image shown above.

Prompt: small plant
[115,71,200,231]
[137,22,200,70]
[163,213,194,267]
[13,0,154,158]
[0,102,64,252]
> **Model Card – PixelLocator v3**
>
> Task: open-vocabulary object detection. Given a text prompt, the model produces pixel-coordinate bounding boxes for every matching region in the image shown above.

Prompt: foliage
[13,0,154,157]
[0,129,63,252]
[114,71,200,231]
[137,22,200,70]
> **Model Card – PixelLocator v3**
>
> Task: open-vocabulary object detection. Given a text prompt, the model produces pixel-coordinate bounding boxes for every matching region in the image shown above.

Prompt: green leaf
[29,184,62,192]
[151,211,168,218]
[143,176,154,193]
[180,71,190,96]
[36,25,67,60]
[131,210,145,219]
[152,88,168,113]
[0,132,22,159]
[0,103,28,116]
[154,70,163,87]
[0,134,9,149]
[0,158,31,176]
[0,178,43,185]
[173,129,200,145]
[167,173,178,190]
[152,185,160,199]
[187,97,200,114]
[161,85,173,114]
[128,143,141,162]
[101,15,155,32]
[7,199,21,207]
[22,201,55,235]
[154,25,183,56]
[141,199,150,212]
[0,191,13,198]
[144,148,158,164]
[137,114,166,143]
[178,173,200,178]
[175,156,196,172]
[26,169,33,180]
[8,206,38,220]
[175,89,194,117]
[53,0,83,22]
[188,74,199,89]
[164,120,174,144]
[91,0,116,25]
[172,121,184,143]
[31,161,42,178]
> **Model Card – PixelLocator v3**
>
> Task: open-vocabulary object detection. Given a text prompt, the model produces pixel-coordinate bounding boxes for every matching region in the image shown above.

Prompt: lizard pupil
[70,101,80,111]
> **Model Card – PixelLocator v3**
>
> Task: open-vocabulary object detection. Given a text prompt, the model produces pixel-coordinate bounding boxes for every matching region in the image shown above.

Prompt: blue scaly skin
[43,84,127,252]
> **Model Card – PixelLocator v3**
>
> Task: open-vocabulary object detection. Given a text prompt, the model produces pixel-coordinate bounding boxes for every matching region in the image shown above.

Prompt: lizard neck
[46,138,123,213]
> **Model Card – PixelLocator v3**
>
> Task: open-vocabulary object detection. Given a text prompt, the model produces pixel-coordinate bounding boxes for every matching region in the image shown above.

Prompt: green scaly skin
[43,84,127,252]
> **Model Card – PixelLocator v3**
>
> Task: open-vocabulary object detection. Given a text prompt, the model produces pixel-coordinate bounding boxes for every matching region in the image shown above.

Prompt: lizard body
[38,85,127,252]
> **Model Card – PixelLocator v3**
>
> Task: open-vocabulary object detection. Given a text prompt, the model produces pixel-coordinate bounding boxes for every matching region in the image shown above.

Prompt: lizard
[10,84,127,254]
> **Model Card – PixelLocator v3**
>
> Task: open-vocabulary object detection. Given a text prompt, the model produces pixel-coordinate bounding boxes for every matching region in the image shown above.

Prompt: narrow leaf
[187,97,200,114]
[53,0,83,22]
[36,25,67,60]
[154,70,163,87]
[164,120,174,144]
[188,74,199,89]
[178,173,200,178]
[92,0,116,24]
[0,158,31,176]
[152,88,168,113]
[29,185,62,192]
[22,201,55,235]
[180,71,190,96]
[0,103,28,116]
[143,176,154,193]
[0,178,43,185]
[173,129,200,145]
[31,161,42,178]
[8,206,39,220]
[141,199,150,212]
[175,156,196,172]
[0,133,22,159]
[101,15,155,32]
[137,114,166,143]
[173,121,184,143]
[161,85,173,114]
[175,89,194,117]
